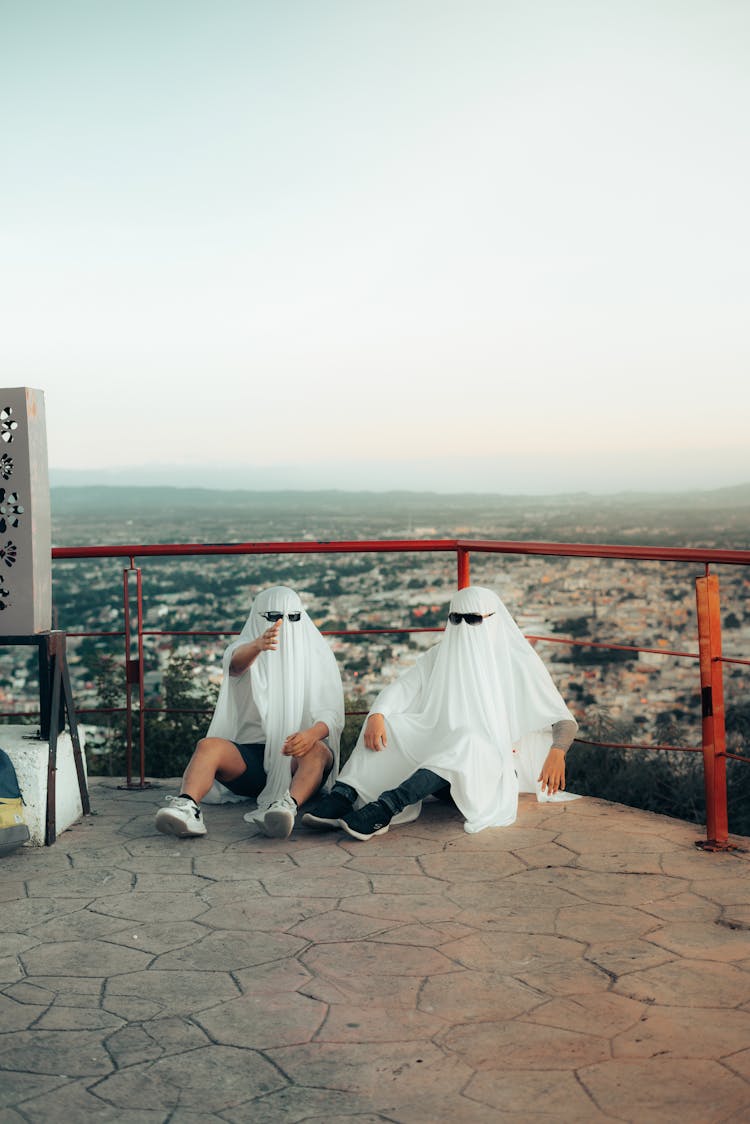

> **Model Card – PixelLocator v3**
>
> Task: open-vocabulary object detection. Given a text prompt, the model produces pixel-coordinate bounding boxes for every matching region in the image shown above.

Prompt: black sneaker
[339,801,392,841]
[301,791,355,830]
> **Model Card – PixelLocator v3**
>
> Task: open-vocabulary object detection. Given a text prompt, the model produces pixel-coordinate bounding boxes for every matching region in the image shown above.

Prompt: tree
[87,654,127,776]
[143,653,217,777]
[340,697,366,767]
[556,616,591,638]
[654,711,688,746]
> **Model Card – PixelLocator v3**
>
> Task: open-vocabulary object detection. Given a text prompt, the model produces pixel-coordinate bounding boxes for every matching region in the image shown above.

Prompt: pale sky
[1,0,748,493]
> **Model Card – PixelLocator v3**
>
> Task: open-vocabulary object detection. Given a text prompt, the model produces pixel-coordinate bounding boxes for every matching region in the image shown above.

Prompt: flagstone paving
[1,779,749,1122]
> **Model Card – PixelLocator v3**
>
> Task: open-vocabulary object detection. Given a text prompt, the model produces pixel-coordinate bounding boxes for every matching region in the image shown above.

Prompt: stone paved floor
[1,781,750,1123]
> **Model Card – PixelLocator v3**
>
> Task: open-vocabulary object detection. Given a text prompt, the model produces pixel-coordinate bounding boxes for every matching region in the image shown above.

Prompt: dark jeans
[333,768,449,816]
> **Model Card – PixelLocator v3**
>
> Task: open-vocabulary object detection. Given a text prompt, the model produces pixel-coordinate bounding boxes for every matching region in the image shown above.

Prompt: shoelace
[166,796,200,818]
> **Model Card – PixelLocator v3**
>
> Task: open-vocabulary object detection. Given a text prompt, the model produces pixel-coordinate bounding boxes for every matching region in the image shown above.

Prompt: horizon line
[49,479,750,500]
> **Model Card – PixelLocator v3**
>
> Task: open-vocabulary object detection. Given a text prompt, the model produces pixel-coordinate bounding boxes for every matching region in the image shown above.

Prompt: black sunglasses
[448,611,495,626]
[260,611,302,622]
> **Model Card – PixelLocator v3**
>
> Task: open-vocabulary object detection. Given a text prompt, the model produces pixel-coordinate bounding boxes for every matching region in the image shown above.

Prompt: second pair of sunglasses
[448,611,495,626]
[261,611,302,622]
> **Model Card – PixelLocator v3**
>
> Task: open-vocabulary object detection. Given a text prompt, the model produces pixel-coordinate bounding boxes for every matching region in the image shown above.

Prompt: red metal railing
[47,537,750,851]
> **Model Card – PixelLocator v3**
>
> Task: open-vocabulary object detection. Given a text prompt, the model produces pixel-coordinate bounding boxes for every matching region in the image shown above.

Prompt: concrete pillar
[1,725,88,845]
[0,387,51,634]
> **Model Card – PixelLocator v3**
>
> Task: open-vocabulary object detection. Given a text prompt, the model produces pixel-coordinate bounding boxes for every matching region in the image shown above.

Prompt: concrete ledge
[0,723,88,845]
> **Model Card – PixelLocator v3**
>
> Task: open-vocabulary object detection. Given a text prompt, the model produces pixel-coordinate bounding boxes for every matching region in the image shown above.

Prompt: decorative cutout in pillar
[0,389,51,634]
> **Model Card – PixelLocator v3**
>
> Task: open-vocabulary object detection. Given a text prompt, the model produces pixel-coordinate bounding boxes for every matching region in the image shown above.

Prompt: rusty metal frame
[48,536,750,846]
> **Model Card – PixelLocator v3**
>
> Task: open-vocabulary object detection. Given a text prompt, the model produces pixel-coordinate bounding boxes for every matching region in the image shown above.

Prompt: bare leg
[181,737,249,803]
[289,742,333,806]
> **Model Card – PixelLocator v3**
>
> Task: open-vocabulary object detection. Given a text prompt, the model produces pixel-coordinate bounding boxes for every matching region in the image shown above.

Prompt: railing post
[457,546,471,589]
[695,573,732,850]
[122,562,148,789]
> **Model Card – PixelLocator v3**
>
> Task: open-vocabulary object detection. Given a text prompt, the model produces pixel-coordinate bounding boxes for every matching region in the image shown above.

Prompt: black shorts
[222,742,267,797]
[221,739,334,798]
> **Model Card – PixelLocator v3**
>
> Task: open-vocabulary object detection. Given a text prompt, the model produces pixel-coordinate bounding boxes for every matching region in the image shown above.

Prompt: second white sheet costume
[339,585,577,832]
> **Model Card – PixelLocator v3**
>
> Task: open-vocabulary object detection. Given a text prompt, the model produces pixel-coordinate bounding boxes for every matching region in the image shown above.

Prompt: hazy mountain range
[50,481,750,514]
[45,482,750,554]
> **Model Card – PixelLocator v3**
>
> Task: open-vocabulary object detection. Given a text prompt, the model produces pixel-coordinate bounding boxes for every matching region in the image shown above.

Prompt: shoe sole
[338,819,390,841]
[155,812,206,838]
[262,810,295,839]
[301,812,343,831]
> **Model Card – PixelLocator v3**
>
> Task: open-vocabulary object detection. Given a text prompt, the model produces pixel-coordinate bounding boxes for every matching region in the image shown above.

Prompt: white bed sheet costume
[204,586,344,821]
[339,585,578,833]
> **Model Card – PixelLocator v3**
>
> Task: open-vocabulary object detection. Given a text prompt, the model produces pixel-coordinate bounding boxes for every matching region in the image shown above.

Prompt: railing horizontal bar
[51,538,459,560]
[142,707,212,715]
[458,538,750,566]
[141,626,444,639]
[526,634,699,659]
[326,627,441,637]
[102,624,701,656]
[574,738,705,753]
[51,537,750,566]
[66,631,125,639]
[143,630,241,637]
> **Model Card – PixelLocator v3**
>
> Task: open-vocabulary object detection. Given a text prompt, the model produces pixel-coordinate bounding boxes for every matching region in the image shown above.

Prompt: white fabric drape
[339,586,577,833]
[205,586,344,810]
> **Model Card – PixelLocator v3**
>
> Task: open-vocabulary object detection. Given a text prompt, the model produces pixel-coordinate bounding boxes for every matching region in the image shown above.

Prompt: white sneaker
[259,794,297,840]
[155,795,207,838]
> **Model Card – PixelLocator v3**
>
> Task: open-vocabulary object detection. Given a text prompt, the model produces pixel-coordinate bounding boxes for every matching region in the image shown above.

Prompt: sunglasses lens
[263,611,283,621]
[287,612,301,622]
[448,612,461,625]
[465,614,483,626]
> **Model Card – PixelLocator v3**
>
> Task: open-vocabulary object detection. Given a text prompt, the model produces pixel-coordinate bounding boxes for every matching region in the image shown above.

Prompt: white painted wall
[1,725,87,845]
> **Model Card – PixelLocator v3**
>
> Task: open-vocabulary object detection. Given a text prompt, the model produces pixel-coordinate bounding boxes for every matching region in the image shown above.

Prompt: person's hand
[538,748,566,795]
[229,620,281,675]
[255,619,281,654]
[282,727,318,758]
[364,713,387,752]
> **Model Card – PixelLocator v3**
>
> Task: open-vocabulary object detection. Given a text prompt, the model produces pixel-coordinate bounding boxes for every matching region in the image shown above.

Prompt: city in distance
[6,484,749,833]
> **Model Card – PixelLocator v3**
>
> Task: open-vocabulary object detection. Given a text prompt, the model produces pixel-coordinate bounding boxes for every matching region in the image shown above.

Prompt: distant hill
[45,482,750,555]
[50,482,750,517]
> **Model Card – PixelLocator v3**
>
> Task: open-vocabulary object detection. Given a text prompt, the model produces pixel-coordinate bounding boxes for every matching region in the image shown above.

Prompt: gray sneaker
[260,794,297,839]
[155,795,207,838]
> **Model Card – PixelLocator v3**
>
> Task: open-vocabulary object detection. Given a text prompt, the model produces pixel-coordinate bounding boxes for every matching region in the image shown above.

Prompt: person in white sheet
[303,585,578,841]
[155,586,344,840]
